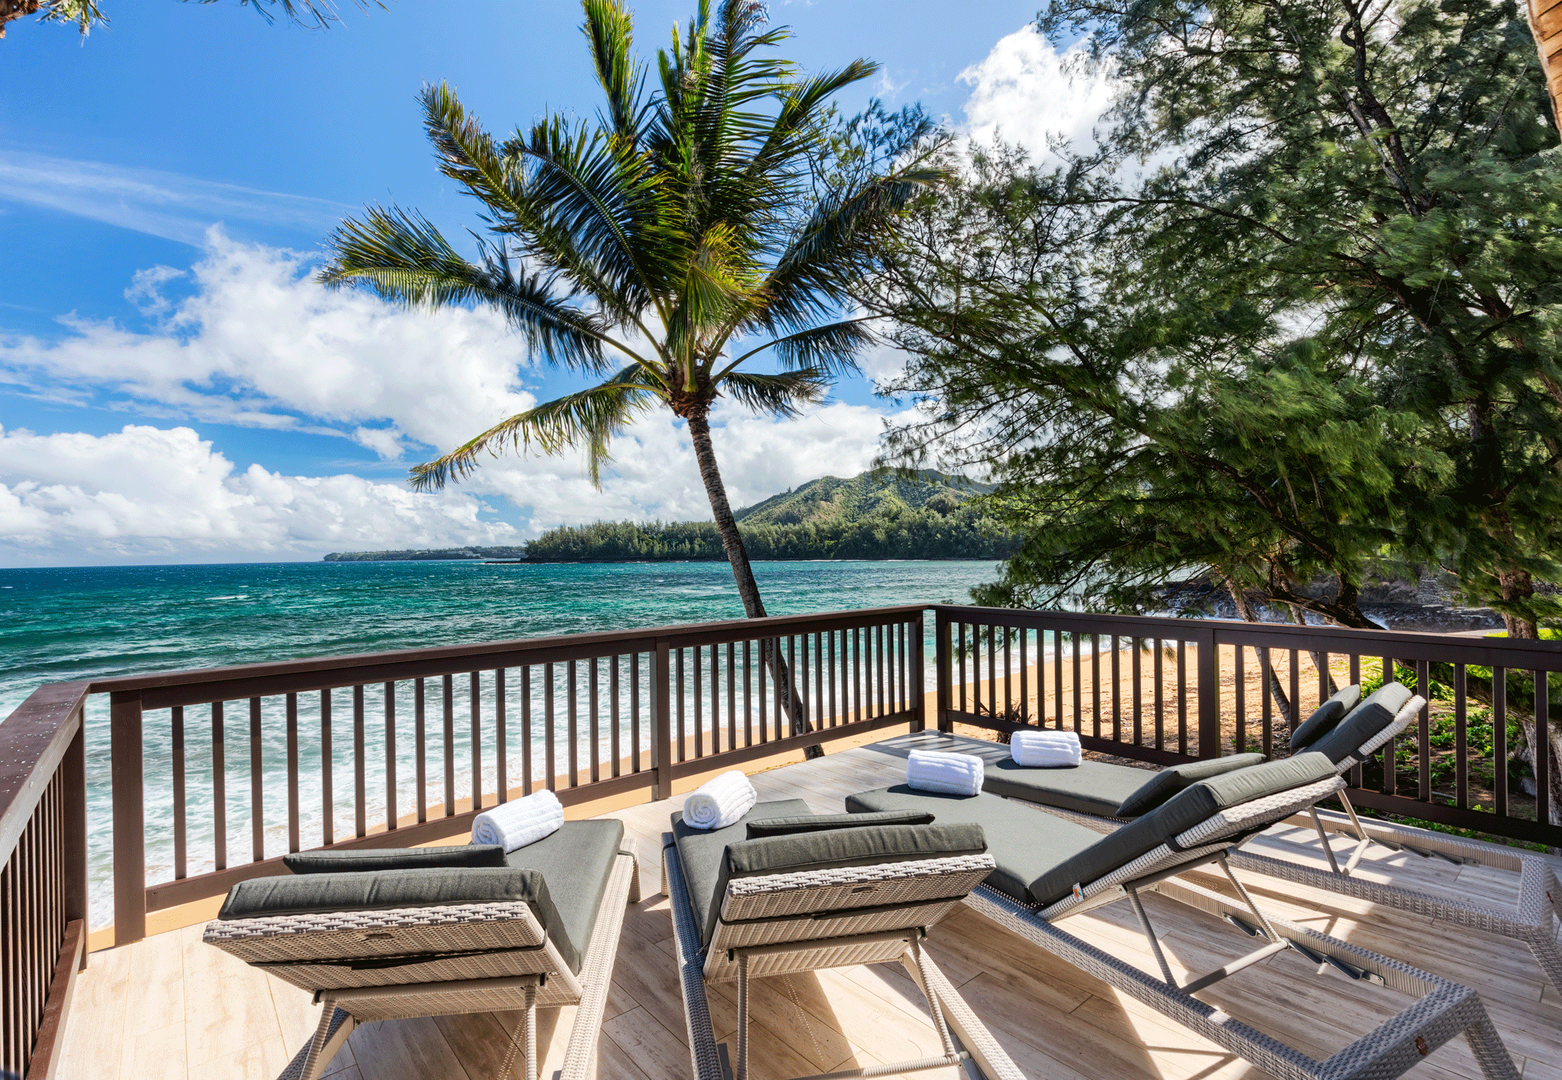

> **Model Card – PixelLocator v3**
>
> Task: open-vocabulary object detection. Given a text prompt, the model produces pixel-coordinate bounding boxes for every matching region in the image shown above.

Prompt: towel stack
[1010,729,1082,767]
[683,770,758,830]
[471,789,564,852]
[906,750,984,796]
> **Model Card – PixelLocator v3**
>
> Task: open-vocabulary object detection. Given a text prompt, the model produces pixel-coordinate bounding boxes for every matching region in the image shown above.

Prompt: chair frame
[662,835,1026,1080]
[204,842,640,1080]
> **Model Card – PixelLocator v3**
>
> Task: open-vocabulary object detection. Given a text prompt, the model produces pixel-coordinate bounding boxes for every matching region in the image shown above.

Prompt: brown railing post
[911,613,927,733]
[934,608,952,733]
[63,718,87,969]
[652,640,673,800]
[110,690,146,946]
[1197,627,1221,759]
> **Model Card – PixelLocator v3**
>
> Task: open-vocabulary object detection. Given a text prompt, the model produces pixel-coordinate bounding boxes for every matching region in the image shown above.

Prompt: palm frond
[320,205,620,374]
[719,367,828,417]
[187,0,383,28]
[582,0,647,141]
[737,317,876,378]
[412,364,666,491]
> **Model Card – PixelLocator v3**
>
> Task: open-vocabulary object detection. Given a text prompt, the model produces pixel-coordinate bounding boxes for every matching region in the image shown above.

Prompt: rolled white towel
[471,789,564,852]
[683,769,758,830]
[906,750,984,796]
[1010,729,1082,768]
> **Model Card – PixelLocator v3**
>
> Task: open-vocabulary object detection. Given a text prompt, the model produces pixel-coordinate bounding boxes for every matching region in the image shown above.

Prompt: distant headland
[323,470,1017,563]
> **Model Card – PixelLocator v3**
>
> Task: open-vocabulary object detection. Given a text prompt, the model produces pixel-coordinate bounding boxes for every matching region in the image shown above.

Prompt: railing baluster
[352,685,366,839]
[212,700,226,872]
[692,647,702,759]
[544,663,556,791]
[1416,660,1431,802]
[1288,650,1301,734]
[611,656,622,778]
[1493,668,1507,815]
[443,673,456,815]
[568,659,580,787]
[591,656,601,781]
[727,642,738,746]
[1073,632,1083,735]
[496,668,508,803]
[320,691,332,846]
[522,666,534,794]
[1153,640,1164,750]
[1131,638,1143,746]
[774,637,785,738]
[710,644,721,754]
[1454,664,1468,808]
[744,640,754,745]
[415,678,427,821]
[250,697,264,862]
[1175,640,1187,755]
[1054,629,1065,731]
[470,671,482,809]
[629,655,640,774]
[1381,654,1395,796]
[1534,671,1550,826]
[1259,647,1273,759]
[1234,646,1246,756]
[172,705,187,879]
[285,694,299,853]
[1091,635,1101,738]
[384,682,397,831]
[814,632,825,730]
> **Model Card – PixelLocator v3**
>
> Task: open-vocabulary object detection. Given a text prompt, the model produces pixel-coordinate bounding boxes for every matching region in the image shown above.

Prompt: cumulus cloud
[0,424,518,565]
[959,25,1117,160]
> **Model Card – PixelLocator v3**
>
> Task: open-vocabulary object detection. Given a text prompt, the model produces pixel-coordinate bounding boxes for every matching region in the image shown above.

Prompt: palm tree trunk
[686,409,823,759]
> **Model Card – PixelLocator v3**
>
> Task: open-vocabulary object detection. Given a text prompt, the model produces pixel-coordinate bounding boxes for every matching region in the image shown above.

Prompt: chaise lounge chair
[981,682,1562,994]
[661,799,1026,1080]
[849,752,1523,1080]
[204,823,639,1080]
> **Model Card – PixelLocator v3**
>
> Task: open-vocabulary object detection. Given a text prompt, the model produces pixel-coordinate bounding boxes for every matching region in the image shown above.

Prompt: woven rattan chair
[662,800,1026,1080]
[850,753,1524,1080]
[983,682,1562,994]
[204,825,639,1080]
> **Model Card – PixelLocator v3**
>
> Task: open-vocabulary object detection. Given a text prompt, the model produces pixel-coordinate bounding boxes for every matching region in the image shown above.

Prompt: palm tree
[319,0,937,749]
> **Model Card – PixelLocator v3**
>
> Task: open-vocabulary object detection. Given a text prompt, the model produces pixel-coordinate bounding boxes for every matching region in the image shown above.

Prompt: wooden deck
[56,733,1562,1080]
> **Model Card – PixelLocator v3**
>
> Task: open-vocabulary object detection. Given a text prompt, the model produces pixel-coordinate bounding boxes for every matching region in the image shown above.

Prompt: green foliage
[526,471,1016,561]
[320,0,940,489]
[869,0,1562,631]
[12,0,380,38]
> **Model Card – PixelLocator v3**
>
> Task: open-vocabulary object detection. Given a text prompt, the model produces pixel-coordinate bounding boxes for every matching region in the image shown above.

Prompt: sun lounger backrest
[1304,682,1417,764]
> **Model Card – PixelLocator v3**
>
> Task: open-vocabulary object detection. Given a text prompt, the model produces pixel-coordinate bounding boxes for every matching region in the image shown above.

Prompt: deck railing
[3,599,1561,1077]
[935,604,1562,849]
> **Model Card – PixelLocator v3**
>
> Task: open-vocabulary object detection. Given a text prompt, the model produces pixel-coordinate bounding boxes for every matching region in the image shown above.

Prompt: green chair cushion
[1115,754,1267,818]
[283,844,507,875]
[745,810,934,838]
[503,818,626,973]
[1306,683,1413,764]
[672,799,811,948]
[1289,685,1362,750]
[846,786,1105,905]
[983,759,1150,818]
[724,823,986,879]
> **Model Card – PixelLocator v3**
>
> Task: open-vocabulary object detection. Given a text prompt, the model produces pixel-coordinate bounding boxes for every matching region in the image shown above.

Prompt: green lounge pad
[503,818,626,973]
[1306,683,1414,764]
[1288,685,1361,749]
[1115,754,1267,818]
[672,799,811,947]
[852,751,1337,908]
[218,867,562,954]
[846,787,1105,905]
[283,844,507,875]
[745,810,935,838]
[724,823,986,879]
[983,759,1150,818]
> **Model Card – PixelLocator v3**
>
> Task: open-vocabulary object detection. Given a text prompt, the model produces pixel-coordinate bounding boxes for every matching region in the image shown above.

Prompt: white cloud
[959,26,1117,160]
[0,424,518,565]
[0,151,350,245]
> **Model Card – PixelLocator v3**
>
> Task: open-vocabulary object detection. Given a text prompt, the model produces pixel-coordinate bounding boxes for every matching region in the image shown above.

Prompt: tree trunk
[0,0,44,39]
[1228,579,1294,725]
[685,409,822,759]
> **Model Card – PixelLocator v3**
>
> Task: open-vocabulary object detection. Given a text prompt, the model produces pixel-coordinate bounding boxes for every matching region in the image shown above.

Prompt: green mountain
[322,471,1014,563]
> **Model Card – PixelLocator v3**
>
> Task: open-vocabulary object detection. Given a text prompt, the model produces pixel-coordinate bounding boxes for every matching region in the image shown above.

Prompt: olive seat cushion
[1301,682,1414,765]
[851,752,1336,908]
[670,800,988,949]
[218,819,625,974]
[983,753,1266,819]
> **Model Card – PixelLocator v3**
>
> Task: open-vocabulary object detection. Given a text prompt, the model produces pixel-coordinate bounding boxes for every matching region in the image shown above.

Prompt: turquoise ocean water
[0,559,999,927]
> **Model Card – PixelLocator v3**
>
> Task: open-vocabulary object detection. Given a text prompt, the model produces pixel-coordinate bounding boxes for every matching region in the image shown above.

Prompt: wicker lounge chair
[849,752,1524,1080]
[661,799,1026,1080]
[204,823,639,1080]
[984,681,1562,994]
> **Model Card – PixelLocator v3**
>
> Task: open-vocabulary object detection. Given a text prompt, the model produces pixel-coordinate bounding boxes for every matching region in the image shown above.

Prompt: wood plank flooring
[55,732,1562,1080]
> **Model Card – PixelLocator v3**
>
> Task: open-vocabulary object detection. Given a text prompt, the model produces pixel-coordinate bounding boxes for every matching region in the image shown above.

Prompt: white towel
[1010,729,1082,768]
[471,789,564,852]
[906,750,984,796]
[683,770,758,830]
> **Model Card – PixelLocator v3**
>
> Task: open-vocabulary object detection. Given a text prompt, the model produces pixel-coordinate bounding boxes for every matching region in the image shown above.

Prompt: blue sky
[0,0,1101,565]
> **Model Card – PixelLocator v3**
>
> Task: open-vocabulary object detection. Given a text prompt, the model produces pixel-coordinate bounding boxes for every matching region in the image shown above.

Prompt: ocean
[0,559,1001,927]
